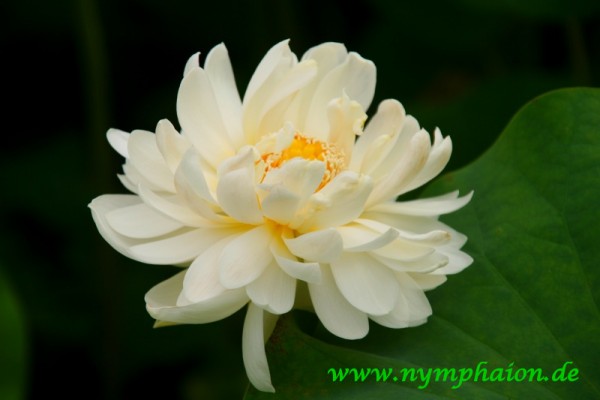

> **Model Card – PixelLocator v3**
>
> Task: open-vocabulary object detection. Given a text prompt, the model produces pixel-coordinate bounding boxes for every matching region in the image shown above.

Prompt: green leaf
[0,269,27,400]
[244,88,600,399]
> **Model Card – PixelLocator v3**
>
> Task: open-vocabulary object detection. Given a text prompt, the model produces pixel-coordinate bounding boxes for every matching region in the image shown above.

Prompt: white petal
[177,66,235,168]
[155,119,190,173]
[106,202,183,239]
[128,130,176,192]
[129,227,241,265]
[260,186,301,225]
[308,265,369,339]
[242,303,275,393]
[244,40,292,106]
[330,252,399,316]
[326,93,366,163]
[183,52,200,77]
[403,130,453,192]
[138,185,211,227]
[257,59,318,135]
[336,223,398,252]
[219,226,273,289]
[369,191,473,217]
[89,194,144,258]
[298,171,373,231]
[305,52,376,138]
[182,236,233,303]
[204,43,244,147]
[373,251,449,273]
[107,128,130,158]
[287,42,348,130]
[408,273,447,290]
[270,239,322,284]
[366,129,431,207]
[370,272,432,328]
[117,173,137,194]
[216,147,262,225]
[145,270,248,324]
[247,261,296,314]
[284,228,342,263]
[432,247,473,275]
[349,99,405,173]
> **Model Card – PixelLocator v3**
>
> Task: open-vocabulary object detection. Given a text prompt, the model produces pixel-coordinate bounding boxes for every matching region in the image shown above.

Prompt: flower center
[261,133,344,190]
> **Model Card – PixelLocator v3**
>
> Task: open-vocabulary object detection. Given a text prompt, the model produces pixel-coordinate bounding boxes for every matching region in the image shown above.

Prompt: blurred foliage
[1,0,599,399]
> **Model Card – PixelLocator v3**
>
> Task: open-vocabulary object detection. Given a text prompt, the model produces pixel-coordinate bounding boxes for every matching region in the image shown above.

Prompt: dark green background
[1,0,599,399]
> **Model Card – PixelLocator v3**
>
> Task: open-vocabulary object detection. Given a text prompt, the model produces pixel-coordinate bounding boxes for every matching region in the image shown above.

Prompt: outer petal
[305,52,376,139]
[349,99,405,173]
[247,261,296,314]
[146,271,248,324]
[155,119,190,174]
[107,128,130,158]
[219,226,273,289]
[330,252,399,316]
[270,238,322,284]
[204,43,244,147]
[242,304,276,393]
[128,130,175,193]
[177,66,235,168]
[106,202,183,239]
[308,265,369,339]
[366,129,431,207]
[283,228,342,263]
[370,273,432,328]
[368,191,473,217]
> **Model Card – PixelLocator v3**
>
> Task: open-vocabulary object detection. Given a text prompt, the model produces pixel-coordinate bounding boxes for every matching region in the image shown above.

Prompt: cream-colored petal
[366,129,430,207]
[305,52,376,139]
[367,115,421,180]
[283,228,342,263]
[257,59,317,135]
[128,130,175,193]
[205,43,244,147]
[117,173,137,194]
[247,261,296,314]
[242,303,276,393]
[177,66,235,168]
[330,252,398,316]
[408,273,448,290]
[308,265,369,339]
[89,194,144,258]
[182,236,233,303]
[298,171,373,231]
[129,227,241,265]
[106,202,183,239]
[270,239,322,284]
[155,119,190,173]
[137,185,212,227]
[145,271,248,324]
[336,223,398,252]
[431,247,473,275]
[260,186,301,225]
[402,129,453,192]
[369,191,473,217]
[349,99,405,173]
[183,52,200,77]
[216,148,262,225]
[287,42,348,130]
[372,251,448,274]
[370,272,432,328]
[326,93,366,164]
[243,40,295,144]
[107,128,130,158]
[219,226,273,289]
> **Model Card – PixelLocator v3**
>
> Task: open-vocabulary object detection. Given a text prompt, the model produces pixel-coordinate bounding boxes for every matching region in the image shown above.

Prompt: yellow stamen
[261,133,344,190]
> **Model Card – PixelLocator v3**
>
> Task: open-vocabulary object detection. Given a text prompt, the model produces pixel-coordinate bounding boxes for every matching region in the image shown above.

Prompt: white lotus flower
[89,40,473,392]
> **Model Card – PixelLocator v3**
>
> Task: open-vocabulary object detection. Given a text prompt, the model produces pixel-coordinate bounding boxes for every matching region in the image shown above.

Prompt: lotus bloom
[89,40,473,392]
